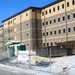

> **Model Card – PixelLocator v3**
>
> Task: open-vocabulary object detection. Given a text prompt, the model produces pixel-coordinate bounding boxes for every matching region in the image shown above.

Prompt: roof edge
[42,0,64,9]
[2,6,41,22]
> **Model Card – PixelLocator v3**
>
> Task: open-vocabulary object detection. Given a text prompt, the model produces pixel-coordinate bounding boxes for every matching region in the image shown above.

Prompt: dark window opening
[63,29,66,33]
[58,18,60,22]
[68,15,70,19]
[46,10,47,14]
[27,34,28,36]
[43,22,44,26]
[62,4,64,9]
[54,30,56,34]
[43,33,45,36]
[54,19,56,23]
[58,30,61,34]
[72,0,75,5]
[50,20,52,24]
[63,16,65,21]
[57,6,60,10]
[26,13,28,16]
[26,24,28,26]
[47,32,48,36]
[32,10,35,12]
[68,28,71,32]
[67,2,69,7]
[43,43,45,46]
[46,21,48,25]
[50,31,52,35]
[27,44,29,46]
[51,42,53,46]
[53,7,55,12]
[49,9,51,13]
[73,13,75,18]
[42,12,44,16]
[74,27,75,31]
[47,43,49,46]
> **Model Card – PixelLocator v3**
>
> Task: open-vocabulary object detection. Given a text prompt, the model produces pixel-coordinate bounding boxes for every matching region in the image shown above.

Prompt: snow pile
[0,55,75,75]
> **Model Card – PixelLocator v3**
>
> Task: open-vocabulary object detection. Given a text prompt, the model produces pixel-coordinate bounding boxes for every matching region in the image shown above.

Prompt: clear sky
[0,0,55,25]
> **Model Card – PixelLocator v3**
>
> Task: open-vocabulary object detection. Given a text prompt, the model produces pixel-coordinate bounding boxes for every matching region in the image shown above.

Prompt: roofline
[0,25,3,27]
[2,6,41,22]
[42,0,64,9]
[2,0,64,22]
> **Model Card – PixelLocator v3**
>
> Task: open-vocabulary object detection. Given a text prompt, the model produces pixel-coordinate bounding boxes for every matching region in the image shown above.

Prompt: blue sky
[0,0,55,25]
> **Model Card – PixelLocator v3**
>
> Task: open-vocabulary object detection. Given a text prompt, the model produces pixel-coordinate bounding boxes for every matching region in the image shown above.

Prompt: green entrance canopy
[4,40,20,45]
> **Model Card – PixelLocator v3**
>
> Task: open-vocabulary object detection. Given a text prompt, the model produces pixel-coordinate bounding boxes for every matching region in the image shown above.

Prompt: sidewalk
[0,63,51,75]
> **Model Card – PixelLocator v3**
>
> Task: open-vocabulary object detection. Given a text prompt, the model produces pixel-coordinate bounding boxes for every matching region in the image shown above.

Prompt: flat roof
[2,6,41,22]
[42,0,64,9]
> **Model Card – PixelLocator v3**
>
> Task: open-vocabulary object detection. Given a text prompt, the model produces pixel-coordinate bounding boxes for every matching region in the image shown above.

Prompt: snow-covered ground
[0,55,75,75]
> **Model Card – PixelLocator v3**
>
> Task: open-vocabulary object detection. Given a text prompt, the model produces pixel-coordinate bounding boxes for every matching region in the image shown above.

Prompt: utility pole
[64,0,68,45]
[50,47,51,73]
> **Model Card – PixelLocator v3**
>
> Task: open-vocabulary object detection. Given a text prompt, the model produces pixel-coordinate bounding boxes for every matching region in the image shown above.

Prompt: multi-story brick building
[1,0,75,50]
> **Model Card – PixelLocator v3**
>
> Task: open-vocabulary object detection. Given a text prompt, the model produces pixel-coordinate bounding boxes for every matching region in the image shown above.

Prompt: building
[0,25,4,50]
[1,0,75,50]
[2,7,42,50]
[41,0,75,47]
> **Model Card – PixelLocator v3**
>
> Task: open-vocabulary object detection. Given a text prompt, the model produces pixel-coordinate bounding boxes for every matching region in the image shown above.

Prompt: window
[8,21,10,25]
[43,43,45,46]
[58,30,61,34]
[11,20,12,23]
[62,16,65,21]
[26,13,28,16]
[26,24,28,26]
[27,34,28,36]
[68,28,71,32]
[50,20,52,24]
[54,30,56,34]
[50,31,52,35]
[74,27,75,31]
[47,43,49,46]
[53,7,55,12]
[13,18,16,24]
[46,10,47,14]
[46,21,48,25]
[68,15,70,19]
[54,19,56,23]
[57,6,60,10]
[62,4,64,9]
[8,38,10,40]
[72,0,75,5]
[32,9,35,12]
[49,9,51,13]
[43,33,45,36]
[42,12,44,16]
[51,42,53,46]
[58,18,60,22]
[63,29,66,33]
[47,32,48,36]
[13,27,17,32]
[27,44,29,46]
[73,13,75,18]
[42,22,44,26]
[14,36,17,40]
[5,31,6,33]
[67,2,69,7]
[5,23,6,25]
